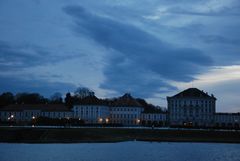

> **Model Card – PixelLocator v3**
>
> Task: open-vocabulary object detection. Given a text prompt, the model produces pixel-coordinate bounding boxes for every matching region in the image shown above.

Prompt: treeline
[0,87,100,107]
[0,92,63,106]
[65,88,165,112]
[0,87,165,112]
[0,87,102,107]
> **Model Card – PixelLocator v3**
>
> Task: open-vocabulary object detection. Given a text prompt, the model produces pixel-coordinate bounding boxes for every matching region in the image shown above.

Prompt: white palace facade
[0,104,72,122]
[0,88,239,128]
[73,105,110,124]
[167,88,240,128]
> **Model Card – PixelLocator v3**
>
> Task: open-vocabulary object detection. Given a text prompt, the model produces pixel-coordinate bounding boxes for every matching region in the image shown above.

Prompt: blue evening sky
[0,0,240,112]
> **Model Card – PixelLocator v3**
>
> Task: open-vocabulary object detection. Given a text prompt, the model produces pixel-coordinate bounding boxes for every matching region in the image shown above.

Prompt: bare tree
[74,87,95,98]
[50,92,63,103]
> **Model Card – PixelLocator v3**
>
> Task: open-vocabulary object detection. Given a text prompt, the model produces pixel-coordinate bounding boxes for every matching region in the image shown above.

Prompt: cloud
[170,65,240,112]
[199,35,240,45]
[63,5,213,97]
[0,76,76,97]
[0,0,239,112]
[208,79,240,112]
[100,53,177,97]
[0,41,46,70]
[0,41,82,72]
[150,0,240,17]
[160,7,240,17]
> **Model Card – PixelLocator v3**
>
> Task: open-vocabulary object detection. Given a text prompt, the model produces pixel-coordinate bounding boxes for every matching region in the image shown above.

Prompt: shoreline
[0,127,239,144]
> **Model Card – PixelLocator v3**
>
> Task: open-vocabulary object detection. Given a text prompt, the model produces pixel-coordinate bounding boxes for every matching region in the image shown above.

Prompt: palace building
[72,96,110,124]
[0,104,72,122]
[0,88,239,128]
[167,88,216,127]
[167,88,240,128]
[109,93,144,125]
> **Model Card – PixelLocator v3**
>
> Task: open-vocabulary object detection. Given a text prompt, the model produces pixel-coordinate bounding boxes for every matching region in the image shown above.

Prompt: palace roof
[168,88,216,100]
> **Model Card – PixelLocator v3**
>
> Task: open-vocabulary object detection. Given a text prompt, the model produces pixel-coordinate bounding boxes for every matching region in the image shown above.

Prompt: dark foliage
[50,92,63,104]
[65,92,73,108]
[136,98,164,113]
[15,93,48,104]
[0,92,15,107]
[0,88,164,112]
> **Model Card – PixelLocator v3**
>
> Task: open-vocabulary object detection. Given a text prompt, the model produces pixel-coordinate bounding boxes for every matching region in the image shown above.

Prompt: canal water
[0,141,239,161]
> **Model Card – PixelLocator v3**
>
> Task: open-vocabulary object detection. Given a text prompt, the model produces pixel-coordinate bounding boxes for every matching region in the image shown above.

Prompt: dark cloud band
[63,5,213,97]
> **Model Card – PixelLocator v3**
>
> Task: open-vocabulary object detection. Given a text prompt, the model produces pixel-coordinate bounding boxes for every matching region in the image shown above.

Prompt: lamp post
[66,117,70,127]
[234,119,239,130]
[105,118,109,124]
[8,114,14,126]
[99,118,103,123]
[32,116,36,127]
[136,119,140,125]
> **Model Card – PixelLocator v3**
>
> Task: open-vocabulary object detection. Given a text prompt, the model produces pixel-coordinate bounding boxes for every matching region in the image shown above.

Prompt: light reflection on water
[0,142,239,161]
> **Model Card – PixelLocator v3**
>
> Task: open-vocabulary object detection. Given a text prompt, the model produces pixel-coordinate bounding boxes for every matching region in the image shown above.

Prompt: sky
[0,0,240,112]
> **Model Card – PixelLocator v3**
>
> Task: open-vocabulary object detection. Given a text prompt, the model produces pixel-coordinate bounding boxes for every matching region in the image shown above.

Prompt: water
[0,142,239,161]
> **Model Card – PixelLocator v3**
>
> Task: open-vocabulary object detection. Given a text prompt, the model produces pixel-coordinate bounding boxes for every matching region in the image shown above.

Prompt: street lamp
[136,119,140,124]
[105,118,109,124]
[99,118,103,123]
[8,114,14,126]
[31,116,36,127]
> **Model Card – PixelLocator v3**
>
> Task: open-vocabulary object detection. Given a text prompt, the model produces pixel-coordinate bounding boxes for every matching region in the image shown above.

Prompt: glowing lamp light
[32,116,35,119]
[10,115,14,118]
[99,118,103,123]
[105,118,109,123]
[136,119,140,124]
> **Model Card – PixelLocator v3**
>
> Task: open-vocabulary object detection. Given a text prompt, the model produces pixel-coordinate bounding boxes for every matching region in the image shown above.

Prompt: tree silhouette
[15,93,48,104]
[65,92,73,108]
[74,87,95,98]
[50,92,63,104]
[0,92,15,106]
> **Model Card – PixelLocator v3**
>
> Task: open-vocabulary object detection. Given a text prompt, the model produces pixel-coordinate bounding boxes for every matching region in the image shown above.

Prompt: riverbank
[0,127,239,143]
